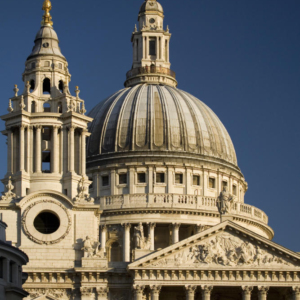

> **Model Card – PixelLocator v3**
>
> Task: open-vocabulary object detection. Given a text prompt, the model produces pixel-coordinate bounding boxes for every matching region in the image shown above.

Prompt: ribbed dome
[87,84,237,166]
[27,26,65,60]
[139,0,164,14]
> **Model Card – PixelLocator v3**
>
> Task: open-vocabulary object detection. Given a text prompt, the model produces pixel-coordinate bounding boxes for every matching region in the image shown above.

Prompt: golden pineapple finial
[41,0,53,27]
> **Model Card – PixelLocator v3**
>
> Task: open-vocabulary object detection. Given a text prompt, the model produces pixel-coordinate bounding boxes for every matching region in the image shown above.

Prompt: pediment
[129,221,300,270]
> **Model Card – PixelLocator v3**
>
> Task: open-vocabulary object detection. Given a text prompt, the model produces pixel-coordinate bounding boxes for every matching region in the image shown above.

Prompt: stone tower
[1,0,92,201]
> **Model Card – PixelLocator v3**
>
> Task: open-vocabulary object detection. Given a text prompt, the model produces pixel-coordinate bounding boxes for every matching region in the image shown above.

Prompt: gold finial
[41,0,53,27]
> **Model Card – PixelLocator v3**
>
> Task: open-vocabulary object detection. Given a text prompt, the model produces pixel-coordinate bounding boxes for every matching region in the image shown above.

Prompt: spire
[41,0,53,27]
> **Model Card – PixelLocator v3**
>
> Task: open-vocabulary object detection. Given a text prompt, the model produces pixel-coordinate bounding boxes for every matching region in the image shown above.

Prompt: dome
[27,26,65,60]
[87,84,238,166]
[139,0,164,15]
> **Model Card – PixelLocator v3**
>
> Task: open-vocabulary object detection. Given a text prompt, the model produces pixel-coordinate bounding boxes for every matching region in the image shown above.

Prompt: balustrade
[100,194,268,224]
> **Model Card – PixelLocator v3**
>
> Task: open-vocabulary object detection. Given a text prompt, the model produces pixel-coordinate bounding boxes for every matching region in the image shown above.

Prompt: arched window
[110,242,122,262]
[30,80,35,93]
[43,102,51,112]
[57,102,62,113]
[31,101,36,113]
[43,78,51,94]
[58,80,64,93]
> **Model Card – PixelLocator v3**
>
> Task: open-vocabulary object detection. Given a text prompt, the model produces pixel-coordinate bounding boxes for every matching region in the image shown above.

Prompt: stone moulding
[22,199,71,245]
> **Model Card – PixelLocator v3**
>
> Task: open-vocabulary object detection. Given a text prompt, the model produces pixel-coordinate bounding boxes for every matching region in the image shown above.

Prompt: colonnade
[100,222,184,262]
[6,125,88,175]
[132,285,300,300]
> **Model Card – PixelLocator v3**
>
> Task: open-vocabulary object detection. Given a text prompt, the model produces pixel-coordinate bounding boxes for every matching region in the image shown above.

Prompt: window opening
[42,151,51,173]
[0,257,3,279]
[34,212,60,234]
[43,102,51,112]
[58,102,62,113]
[233,185,237,195]
[137,173,146,183]
[175,173,183,184]
[31,62,36,69]
[193,175,200,186]
[31,101,36,113]
[30,80,35,93]
[149,39,156,56]
[222,181,228,190]
[9,261,14,283]
[42,127,51,141]
[110,242,122,262]
[43,78,51,94]
[102,175,109,186]
[59,80,64,93]
[119,173,127,185]
[209,177,216,189]
[156,172,165,183]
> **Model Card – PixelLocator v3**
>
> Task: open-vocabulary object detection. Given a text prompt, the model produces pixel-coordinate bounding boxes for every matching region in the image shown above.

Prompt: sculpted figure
[134,223,144,249]
[82,236,94,258]
[217,187,233,214]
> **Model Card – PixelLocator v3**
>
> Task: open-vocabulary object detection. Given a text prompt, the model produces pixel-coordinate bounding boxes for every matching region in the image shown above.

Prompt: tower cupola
[124,0,177,88]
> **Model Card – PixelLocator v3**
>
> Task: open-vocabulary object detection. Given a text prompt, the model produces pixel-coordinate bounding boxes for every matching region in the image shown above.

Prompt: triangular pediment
[129,221,300,270]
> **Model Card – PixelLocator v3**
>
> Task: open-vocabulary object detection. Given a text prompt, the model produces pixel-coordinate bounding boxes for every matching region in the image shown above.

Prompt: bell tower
[1,0,93,203]
[124,0,177,87]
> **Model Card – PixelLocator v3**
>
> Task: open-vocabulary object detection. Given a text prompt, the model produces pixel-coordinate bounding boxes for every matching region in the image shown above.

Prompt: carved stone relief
[148,232,292,267]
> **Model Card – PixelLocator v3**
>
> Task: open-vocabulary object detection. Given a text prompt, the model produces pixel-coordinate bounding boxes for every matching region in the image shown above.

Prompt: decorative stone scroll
[0,176,17,202]
[149,232,292,268]
[27,288,67,299]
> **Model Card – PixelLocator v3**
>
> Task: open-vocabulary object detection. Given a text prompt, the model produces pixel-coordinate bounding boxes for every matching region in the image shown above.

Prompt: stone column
[185,285,197,300]
[129,167,135,194]
[80,287,93,300]
[69,125,75,173]
[148,223,156,251]
[19,125,25,172]
[122,223,131,262]
[201,285,213,300]
[132,285,145,300]
[293,287,300,300]
[148,166,153,193]
[242,286,253,300]
[7,128,13,175]
[258,286,269,300]
[35,125,42,173]
[100,225,107,253]
[172,223,180,244]
[96,287,109,300]
[150,285,161,300]
[52,125,59,173]
[81,129,87,175]
[27,126,33,174]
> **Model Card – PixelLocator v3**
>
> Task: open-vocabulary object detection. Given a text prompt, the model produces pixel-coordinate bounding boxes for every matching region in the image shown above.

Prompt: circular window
[149,18,155,24]
[43,42,49,48]
[34,212,60,234]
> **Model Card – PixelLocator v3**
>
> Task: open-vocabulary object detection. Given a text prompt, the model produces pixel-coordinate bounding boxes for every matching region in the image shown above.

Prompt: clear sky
[1,0,300,250]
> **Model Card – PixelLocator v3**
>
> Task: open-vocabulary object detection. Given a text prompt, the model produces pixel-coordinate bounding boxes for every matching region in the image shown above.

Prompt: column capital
[68,125,76,131]
[132,284,145,294]
[122,223,131,230]
[147,222,156,230]
[52,125,60,130]
[258,286,269,294]
[241,286,253,294]
[201,285,213,293]
[293,286,300,294]
[80,287,93,296]
[185,285,197,293]
[172,222,181,230]
[34,125,42,130]
[150,285,161,294]
[96,287,109,296]
[19,124,27,130]
[100,224,107,232]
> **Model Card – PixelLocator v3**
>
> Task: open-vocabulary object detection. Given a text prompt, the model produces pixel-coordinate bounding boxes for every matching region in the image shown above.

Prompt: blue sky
[1,0,300,250]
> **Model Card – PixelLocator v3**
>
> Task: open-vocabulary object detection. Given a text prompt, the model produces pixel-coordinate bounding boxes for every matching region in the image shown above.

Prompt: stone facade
[0,1,299,300]
[0,214,29,300]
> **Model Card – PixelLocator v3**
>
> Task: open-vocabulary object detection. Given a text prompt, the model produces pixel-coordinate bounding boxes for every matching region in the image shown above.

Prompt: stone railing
[100,194,268,224]
[126,66,176,80]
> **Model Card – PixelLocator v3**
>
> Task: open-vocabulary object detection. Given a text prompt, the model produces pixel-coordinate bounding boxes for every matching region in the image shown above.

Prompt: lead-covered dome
[87,84,238,166]
[139,0,164,15]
